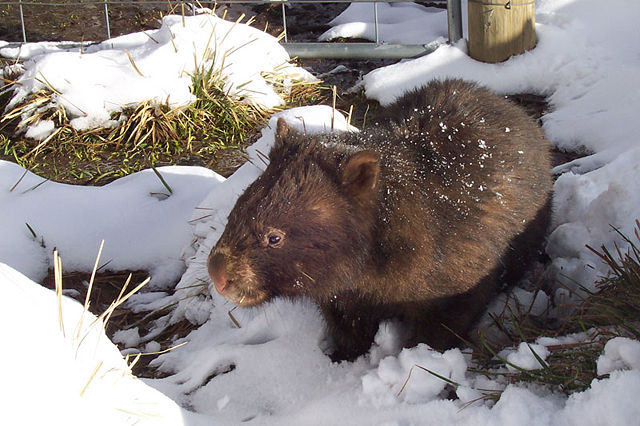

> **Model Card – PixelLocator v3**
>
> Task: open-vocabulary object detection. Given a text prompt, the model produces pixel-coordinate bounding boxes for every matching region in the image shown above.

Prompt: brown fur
[208,79,552,360]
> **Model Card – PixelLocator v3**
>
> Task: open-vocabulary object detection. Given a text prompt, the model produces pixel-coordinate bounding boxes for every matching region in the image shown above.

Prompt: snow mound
[597,337,640,375]
[0,162,222,286]
[0,262,206,425]
[3,12,315,137]
[500,342,550,372]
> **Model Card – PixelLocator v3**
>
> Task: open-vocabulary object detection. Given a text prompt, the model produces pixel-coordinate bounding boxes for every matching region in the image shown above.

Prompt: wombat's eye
[264,228,285,248]
[268,235,281,245]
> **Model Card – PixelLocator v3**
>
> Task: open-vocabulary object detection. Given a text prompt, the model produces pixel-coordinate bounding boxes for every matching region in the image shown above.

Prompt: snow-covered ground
[2,1,640,424]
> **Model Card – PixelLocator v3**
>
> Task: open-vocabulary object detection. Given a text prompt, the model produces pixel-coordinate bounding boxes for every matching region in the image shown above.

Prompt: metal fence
[0,0,461,59]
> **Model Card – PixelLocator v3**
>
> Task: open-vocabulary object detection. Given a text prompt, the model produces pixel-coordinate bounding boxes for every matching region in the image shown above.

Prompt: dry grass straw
[331,85,337,131]
[53,242,153,356]
[54,249,65,337]
[126,341,188,371]
[228,306,242,328]
[9,169,28,192]
[80,361,104,397]
[150,165,174,195]
[0,78,264,183]
[76,240,105,338]
[580,220,640,340]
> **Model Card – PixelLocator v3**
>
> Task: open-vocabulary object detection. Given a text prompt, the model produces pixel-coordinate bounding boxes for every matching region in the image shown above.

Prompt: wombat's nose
[208,252,229,295]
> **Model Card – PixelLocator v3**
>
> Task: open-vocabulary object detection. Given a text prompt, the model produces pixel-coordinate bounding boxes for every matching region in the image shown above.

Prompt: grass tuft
[1,56,321,185]
[469,219,640,396]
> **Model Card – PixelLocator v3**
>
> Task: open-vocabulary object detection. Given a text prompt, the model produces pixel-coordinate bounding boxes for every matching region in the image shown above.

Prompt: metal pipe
[281,2,288,43]
[282,42,438,59]
[104,1,111,39]
[18,0,27,42]
[0,40,439,60]
[447,0,463,44]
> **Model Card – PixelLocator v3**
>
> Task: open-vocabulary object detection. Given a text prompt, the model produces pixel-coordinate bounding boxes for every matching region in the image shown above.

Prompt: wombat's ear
[273,117,298,150]
[341,150,380,200]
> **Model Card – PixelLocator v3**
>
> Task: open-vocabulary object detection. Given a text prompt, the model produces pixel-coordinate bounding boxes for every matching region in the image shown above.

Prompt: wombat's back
[335,79,552,352]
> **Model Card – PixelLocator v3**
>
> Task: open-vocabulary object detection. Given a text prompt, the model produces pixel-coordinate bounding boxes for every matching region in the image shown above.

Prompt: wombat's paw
[326,337,373,363]
[328,348,362,363]
[317,331,361,362]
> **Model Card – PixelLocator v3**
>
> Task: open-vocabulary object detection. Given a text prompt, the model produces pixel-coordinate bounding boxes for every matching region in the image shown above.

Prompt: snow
[500,342,550,372]
[319,3,448,45]
[361,345,467,404]
[2,1,640,425]
[24,119,55,141]
[597,337,640,375]
[113,327,142,349]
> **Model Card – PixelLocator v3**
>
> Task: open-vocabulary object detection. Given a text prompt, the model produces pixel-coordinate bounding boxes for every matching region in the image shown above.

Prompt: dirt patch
[0,0,346,43]
[0,0,163,42]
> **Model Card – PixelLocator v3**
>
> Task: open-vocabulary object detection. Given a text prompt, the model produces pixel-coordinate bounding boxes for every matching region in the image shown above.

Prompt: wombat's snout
[208,252,229,295]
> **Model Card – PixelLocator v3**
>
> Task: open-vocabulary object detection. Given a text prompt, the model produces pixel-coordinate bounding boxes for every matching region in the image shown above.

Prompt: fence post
[447,0,463,44]
[467,0,536,63]
[373,1,380,44]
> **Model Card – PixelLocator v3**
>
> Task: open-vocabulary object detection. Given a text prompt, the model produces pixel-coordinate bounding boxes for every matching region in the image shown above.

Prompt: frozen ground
[2,0,640,424]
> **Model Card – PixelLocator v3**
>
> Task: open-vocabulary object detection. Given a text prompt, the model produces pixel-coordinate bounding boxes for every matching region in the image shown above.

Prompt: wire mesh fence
[0,0,454,58]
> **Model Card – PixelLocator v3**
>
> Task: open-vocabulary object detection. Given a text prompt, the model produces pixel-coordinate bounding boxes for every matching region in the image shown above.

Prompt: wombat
[208,79,551,361]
